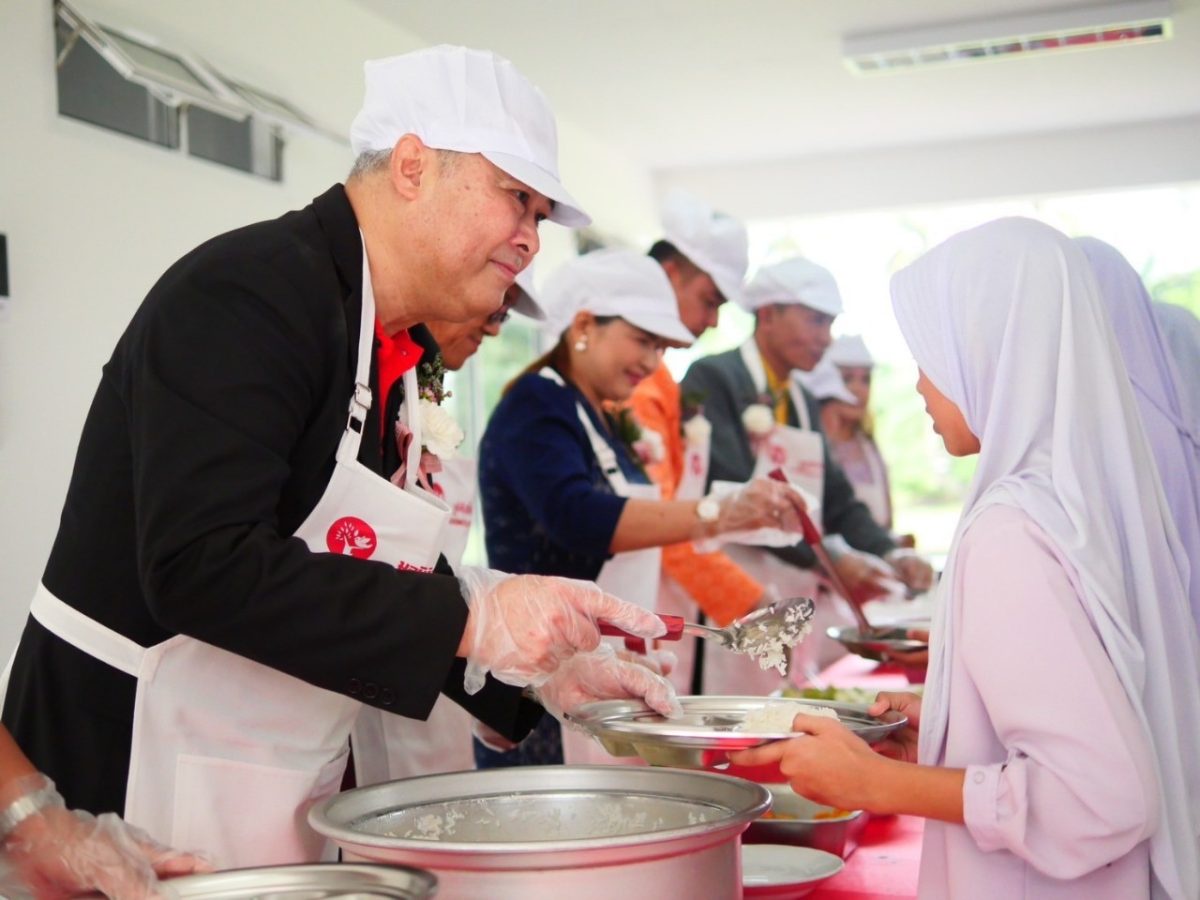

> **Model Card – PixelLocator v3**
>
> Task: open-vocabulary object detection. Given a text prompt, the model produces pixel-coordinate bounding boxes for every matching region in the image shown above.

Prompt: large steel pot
[156,863,435,898]
[309,765,770,899]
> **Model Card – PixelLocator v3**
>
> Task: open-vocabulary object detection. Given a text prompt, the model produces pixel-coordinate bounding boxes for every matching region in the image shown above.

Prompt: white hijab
[1077,237,1200,633]
[890,218,1200,900]
[1153,301,1200,437]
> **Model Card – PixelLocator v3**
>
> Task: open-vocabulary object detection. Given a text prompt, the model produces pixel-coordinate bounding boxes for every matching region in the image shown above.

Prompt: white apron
[656,420,712,695]
[840,434,892,530]
[701,342,841,696]
[27,245,451,869]
[538,369,662,766]
[351,456,479,784]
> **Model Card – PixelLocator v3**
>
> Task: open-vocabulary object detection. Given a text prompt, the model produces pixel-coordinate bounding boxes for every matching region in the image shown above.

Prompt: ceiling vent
[844,0,1172,74]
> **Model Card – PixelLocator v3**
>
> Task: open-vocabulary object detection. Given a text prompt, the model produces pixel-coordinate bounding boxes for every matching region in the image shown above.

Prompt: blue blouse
[479,370,650,581]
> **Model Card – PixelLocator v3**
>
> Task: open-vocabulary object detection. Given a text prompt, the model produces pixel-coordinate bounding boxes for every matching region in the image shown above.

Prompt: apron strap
[346,237,377,435]
[29,584,145,677]
[538,368,631,494]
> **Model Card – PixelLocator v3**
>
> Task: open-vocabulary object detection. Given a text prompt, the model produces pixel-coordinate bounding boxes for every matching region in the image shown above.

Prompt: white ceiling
[358,0,1200,175]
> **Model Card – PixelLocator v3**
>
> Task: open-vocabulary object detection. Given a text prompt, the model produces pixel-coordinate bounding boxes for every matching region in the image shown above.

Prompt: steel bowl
[743,784,864,858]
[154,863,435,898]
[826,625,928,662]
[309,766,769,900]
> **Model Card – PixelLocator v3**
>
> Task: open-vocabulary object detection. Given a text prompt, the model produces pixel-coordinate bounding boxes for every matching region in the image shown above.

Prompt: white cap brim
[671,237,744,306]
[483,151,591,228]
[621,308,695,346]
[510,268,544,320]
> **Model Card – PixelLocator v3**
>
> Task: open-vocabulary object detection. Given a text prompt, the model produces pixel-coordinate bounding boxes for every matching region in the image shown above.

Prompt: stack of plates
[742,844,845,897]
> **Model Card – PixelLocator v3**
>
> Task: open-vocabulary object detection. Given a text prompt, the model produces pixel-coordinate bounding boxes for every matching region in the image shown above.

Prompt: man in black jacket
[1,46,672,868]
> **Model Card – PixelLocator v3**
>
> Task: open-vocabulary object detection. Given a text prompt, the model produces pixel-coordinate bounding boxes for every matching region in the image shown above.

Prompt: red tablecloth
[800,654,925,899]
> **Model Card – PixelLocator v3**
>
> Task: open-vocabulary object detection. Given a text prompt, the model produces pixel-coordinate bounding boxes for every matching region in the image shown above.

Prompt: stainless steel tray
[826,625,928,662]
[567,696,907,769]
[153,863,435,898]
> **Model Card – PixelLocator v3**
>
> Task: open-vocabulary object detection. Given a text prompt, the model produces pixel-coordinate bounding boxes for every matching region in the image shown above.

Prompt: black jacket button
[347,678,362,696]
[363,682,379,701]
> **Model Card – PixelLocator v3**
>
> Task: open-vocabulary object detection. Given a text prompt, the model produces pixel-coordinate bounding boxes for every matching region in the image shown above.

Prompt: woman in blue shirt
[476,249,807,766]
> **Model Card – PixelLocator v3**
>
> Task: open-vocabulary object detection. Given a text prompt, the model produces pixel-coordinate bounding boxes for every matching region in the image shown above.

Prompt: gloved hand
[705,478,809,537]
[832,549,906,605]
[457,568,668,695]
[616,646,677,678]
[0,775,211,900]
[534,644,683,720]
[883,548,935,593]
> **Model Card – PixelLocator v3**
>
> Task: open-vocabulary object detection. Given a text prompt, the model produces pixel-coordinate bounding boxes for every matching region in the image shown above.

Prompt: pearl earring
[574,337,588,352]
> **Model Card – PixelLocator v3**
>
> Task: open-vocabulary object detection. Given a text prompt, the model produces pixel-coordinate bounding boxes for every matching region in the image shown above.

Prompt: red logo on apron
[689,453,703,476]
[327,517,377,558]
[768,443,787,465]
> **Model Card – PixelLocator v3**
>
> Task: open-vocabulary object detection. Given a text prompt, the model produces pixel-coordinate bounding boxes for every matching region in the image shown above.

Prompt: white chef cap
[659,190,749,304]
[826,334,875,367]
[740,257,843,316]
[795,355,858,405]
[349,45,589,228]
[539,249,694,346]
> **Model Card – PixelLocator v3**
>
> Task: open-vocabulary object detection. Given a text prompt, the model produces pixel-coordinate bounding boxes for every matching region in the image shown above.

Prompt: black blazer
[3,185,539,812]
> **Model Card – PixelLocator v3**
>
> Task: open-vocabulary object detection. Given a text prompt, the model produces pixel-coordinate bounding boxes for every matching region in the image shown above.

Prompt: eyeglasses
[486,305,514,327]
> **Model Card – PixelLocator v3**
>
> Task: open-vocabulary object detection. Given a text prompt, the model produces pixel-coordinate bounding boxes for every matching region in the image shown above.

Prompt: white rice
[738,701,839,733]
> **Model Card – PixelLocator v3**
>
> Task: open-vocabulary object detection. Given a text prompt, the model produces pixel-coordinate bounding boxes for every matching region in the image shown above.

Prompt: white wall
[655,115,1200,219]
[0,0,654,658]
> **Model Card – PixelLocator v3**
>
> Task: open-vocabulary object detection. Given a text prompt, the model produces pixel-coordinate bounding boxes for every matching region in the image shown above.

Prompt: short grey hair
[348,148,393,180]
[347,147,464,181]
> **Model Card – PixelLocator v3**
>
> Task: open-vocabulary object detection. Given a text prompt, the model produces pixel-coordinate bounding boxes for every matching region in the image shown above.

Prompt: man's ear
[389,133,427,200]
[660,257,686,291]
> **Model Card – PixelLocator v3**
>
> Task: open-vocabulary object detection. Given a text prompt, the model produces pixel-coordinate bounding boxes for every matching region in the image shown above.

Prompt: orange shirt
[629,363,763,626]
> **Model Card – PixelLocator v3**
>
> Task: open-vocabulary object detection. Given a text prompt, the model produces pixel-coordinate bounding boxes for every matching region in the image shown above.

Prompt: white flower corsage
[741,404,775,437]
[418,398,465,460]
[682,413,712,448]
[631,428,666,466]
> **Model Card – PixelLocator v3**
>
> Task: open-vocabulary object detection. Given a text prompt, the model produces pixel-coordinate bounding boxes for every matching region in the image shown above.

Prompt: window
[53,0,339,181]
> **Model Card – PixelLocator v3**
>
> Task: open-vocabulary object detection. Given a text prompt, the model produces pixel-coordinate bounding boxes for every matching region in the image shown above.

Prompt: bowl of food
[744,783,864,858]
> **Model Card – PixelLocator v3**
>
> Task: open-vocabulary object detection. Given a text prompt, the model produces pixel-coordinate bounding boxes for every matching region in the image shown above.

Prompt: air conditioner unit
[843,0,1172,74]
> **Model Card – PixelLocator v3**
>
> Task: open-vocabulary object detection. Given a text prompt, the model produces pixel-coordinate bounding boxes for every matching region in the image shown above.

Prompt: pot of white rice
[308,766,769,900]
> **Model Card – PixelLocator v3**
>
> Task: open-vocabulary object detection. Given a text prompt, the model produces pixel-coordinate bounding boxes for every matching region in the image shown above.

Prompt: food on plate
[738,701,838,733]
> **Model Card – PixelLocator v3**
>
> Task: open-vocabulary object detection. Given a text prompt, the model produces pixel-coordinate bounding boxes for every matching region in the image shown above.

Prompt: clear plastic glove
[457,568,668,695]
[534,644,683,720]
[618,646,677,678]
[883,548,935,593]
[707,478,809,537]
[0,775,211,899]
[832,550,906,605]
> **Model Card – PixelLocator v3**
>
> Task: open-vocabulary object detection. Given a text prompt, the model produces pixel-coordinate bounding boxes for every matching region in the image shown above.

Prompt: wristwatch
[696,495,720,523]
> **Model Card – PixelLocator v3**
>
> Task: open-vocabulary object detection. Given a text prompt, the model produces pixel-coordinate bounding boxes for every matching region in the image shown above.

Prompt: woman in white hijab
[732,218,1200,899]
[1076,237,1200,634]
